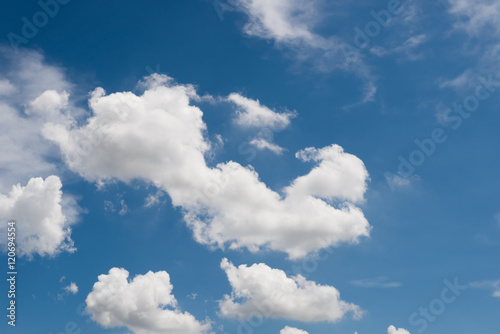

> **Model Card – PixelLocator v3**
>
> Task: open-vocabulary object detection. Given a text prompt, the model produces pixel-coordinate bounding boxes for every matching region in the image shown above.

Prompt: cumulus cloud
[28,89,69,117]
[0,48,75,192]
[219,258,363,323]
[64,282,79,295]
[45,74,371,259]
[86,268,210,334]
[0,49,82,259]
[290,146,368,203]
[0,176,77,258]
[280,326,309,334]
[388,325,411,334]
[228,93,296,130]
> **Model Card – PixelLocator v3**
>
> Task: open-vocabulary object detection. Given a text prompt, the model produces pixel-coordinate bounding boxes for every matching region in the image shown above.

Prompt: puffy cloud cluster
[64,282,79,295]
[388,325,411,334]
[45,74,371,259]
[0,176,77,258]
[280,326,309,334]
[28,89,69,117]
[219,258,363,322]
[0,48,74,192]
[0,49,81,258]
[86,268,210,334]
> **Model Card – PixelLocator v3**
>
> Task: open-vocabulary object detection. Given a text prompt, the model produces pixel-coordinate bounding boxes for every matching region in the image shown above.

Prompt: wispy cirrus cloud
[470,280,500,298]
[249,138,285,155]
[228,93,296,130]
[350,277,402,289]
[226,0,379,103]
[442,0,500,89]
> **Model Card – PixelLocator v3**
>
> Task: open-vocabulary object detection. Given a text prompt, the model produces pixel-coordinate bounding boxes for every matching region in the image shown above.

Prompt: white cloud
[445,0,500,90]
[290,145,368,203]
[249,138,285,154]
[350,277,402,288]
[228,93,296,129]
[470,280,500,298]
[118,199,128,216]
[0,176,77,258]
[230,0,328,48]
[371,35,427,61]
[0,78,16,95]
[280,326,309,334]
[28,89,69,117]
[384,173,412,191]
[0,50,83,258]
[439,69,475,89]
[219,258,363,323]
[145,191,165,208]
[86,267,210,334]
[228,93,291,156]
[448,0,500,35]
[64,282,79,295]
[228,1,376,103]
[46,74,370,259]
[388,325,411,334]
[104,200,115,212]
[495,212,500,228]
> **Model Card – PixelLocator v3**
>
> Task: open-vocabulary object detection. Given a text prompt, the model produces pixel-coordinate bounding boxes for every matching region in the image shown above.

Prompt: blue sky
[1,0,500,333]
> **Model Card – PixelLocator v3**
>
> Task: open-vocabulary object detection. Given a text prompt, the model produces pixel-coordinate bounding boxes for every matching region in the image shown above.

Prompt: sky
[0,0,499,333]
